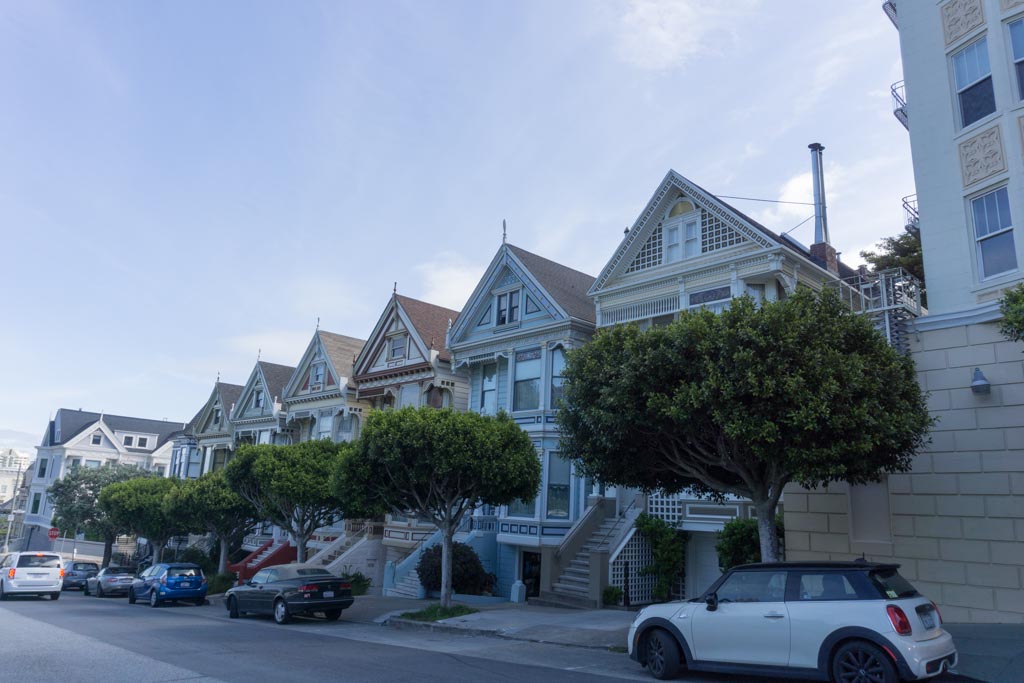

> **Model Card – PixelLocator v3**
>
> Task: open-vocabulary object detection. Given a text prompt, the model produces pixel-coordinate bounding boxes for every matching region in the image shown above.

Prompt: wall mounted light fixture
[970,367,991,395]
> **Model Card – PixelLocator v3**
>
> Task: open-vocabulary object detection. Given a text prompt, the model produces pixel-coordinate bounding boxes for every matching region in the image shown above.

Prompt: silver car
[63,561,99,590]
[85,566,136,597]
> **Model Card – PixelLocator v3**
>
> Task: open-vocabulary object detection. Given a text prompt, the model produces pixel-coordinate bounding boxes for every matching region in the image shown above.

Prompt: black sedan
[225,564,354,625]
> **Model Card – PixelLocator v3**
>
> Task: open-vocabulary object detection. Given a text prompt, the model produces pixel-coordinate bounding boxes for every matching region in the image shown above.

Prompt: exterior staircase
[535,515,626,609]
[388,568,424,598]
[308,528,365,568]
[227,538,297,583]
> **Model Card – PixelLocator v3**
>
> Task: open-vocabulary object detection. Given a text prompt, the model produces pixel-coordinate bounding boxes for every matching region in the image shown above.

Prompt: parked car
[85,566,136,597]
[628,561,957,682]
[62,561,99,590]
[0,551,64,600]
[225,564,354,624]
[128,563,207,607]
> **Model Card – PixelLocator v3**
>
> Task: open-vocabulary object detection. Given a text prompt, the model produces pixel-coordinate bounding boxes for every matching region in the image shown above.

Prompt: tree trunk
[754,500,781,563]
[153,541,165,565]
[440,525,454,609]
[102,535,114,568]
[218,537,229,575]
[295,533,306,563]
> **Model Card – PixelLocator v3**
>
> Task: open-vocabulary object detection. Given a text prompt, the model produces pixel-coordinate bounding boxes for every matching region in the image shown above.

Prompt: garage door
[686,531,722,599]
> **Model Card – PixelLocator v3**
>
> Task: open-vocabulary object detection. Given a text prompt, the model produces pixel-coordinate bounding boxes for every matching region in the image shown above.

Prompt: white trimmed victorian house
[585,168,886,604]
[230,361,296,448]
[446,242,600,605]
[190,381,244,477]
[351,293,469,567]
[24,409,180,550]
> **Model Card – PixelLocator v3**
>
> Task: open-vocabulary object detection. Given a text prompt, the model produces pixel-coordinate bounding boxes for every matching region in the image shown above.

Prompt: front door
[690,569,790,666]
[521,551,541,598]
[686,531,723,599]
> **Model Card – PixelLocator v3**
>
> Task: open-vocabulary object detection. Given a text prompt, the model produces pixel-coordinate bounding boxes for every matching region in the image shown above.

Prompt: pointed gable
[505,245,595,323]
[353,294,460,378]
[394,295,459,362]
[283,330,366,399]
[234,361,295,420]
[196,382,243,435]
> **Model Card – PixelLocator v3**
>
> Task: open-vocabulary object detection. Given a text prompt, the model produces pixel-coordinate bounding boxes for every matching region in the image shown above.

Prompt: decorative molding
[1001,0,1024,13]
[941,0,985,46]
[959,125,1006,186]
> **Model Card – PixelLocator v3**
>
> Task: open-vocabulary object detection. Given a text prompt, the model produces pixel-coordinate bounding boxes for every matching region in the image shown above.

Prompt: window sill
[970,268,1021,294]
[954,111,1001,142]
[493,322,521,333]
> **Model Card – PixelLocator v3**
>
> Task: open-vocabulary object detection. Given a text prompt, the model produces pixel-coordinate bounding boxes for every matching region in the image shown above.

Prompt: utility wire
[716,194,816,206]
[781,215,815,236]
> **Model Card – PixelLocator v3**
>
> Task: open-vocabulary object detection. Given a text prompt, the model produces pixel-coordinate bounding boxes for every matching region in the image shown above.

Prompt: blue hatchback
[128,563,207,607]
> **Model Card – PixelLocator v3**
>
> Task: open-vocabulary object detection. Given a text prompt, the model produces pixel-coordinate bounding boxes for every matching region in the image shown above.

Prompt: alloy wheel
[647,635,665,677]
[837,647,888,683]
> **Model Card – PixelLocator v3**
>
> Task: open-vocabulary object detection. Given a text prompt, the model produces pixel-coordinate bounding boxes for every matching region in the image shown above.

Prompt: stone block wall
[785,320,1024,623]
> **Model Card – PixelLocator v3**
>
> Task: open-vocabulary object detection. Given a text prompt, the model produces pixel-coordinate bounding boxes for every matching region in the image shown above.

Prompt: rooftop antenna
[502,219,507,243]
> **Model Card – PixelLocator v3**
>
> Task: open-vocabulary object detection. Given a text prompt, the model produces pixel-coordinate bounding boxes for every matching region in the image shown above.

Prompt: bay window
[550,348,566,408]
[513,349,541,411]
[546,453,571,519]
[480,363,497,415]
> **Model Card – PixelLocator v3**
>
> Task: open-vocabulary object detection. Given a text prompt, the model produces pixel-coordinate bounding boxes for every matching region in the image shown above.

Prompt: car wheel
[50,592,60,600]
[149,590,160,608]
[323,609,342,621]
[644,629,681,680]
[83,583,90,596]
[0,580,6,601]
[273,599,291,625]
[831,640,898,683]
[227,596,239,619]
[96,583,105,598]
[127,588,136,604]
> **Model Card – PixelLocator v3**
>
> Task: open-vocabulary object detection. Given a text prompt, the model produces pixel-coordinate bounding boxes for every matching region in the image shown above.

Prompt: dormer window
[213,407,222,426]
[253,390,265,409]
[497,291,520,325]
[137,437,148,448]
[123,435,134,447]
[310,363,325,389]
[389,336,406,360]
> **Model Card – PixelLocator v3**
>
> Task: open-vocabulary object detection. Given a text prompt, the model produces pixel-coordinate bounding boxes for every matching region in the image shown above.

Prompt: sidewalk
[943,623,1024,683]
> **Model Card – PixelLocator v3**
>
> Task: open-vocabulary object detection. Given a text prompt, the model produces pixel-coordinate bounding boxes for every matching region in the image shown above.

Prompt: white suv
[628,561,957,682]
[0,552,65,600]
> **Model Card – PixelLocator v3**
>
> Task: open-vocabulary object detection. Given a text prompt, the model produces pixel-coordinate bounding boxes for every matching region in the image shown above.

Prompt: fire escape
[829,269,924,356]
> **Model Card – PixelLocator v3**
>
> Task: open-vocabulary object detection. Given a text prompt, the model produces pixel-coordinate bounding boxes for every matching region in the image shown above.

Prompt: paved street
[0,591,646,682]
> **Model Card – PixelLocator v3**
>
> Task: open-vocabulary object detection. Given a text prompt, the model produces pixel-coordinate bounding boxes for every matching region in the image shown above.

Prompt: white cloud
[413,252,490,312]
[612,0,760,71]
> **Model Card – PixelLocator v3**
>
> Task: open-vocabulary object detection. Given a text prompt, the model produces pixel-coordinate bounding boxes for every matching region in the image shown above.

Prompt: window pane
[796,573,858,601]
[509,290,520,322]
[508,497,536,517]
[513,379,540,411]
[953,49,968,89]
[1017,61,1024,101]
[497,294,507,325]
[1012,20,1024,60]
[960,77,995,127]
[546,454,571,519]
[980,230,1018,277]
[715,571,787,603]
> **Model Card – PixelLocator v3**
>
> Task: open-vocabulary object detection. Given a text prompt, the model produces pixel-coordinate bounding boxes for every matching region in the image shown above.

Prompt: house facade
[0,448,29,510]
[229,361,296,449]
[190,381,244,477]
[787,0,1024,623]
[447,242,597,602]
[352,293,468,562]
[23,409,180,550]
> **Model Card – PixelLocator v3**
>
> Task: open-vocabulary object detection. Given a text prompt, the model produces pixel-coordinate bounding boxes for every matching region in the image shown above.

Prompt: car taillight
[339,582,351,590]
[931,601,942,625]
[201,576,207,585]
[60,568,65,578]
[160,577,167,585]
[297,584,318,592]
[7,568,14,579]
[886,605,912,635]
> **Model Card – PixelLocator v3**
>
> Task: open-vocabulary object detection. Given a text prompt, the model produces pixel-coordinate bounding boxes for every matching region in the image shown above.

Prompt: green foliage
[47,464,155,564]
[224,440,346,561]
[715,516,785,572]
[558,288,933,561]
[338,567,371,596]
[334,407,540,607]
[602,585,624,606]
[173,546,216,577]
[207,572,237,595]
[399,603,477,622]
[165,472,257,551]
[999,283,1024,345]
[860,230,926,305]
[416,542,494,595]
[99,477,183,560]
[634,513,688,602]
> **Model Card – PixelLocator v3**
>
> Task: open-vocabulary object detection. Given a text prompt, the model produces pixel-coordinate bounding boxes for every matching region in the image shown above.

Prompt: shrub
[999,283,1024,344]
[399,603,477,622]
[634,513,688,602]
[338,567,371,596]
[208,572,237,595]
[602,585,623,606]
[175,546,216,577]
[715,515,785,571]
[416,542,493,595]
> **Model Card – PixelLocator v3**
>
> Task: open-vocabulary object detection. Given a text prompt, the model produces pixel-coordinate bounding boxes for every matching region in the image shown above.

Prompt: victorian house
[352,293,468,564]
[586,166,869,603]
[230,361,296,447]
[190,381,244,476]
[24,409,181,550]
[446,242,598,604]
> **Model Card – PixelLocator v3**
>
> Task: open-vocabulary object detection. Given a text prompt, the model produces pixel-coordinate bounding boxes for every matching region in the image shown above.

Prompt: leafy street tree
[165,472,258,574]
[335,407,540,608]
[999,282,1024,345]
[223,440,344,562]
[99,477,182,565]
[558,288,933,562]
[47,464,154,566]
[860,229,926,304]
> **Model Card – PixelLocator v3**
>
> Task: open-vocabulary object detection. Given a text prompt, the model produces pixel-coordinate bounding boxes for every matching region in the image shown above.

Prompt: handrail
[596,496,639,552]
[882,1,897,29]
[555,500,606,560]
[892,80,908,129]
[608,526,638,566]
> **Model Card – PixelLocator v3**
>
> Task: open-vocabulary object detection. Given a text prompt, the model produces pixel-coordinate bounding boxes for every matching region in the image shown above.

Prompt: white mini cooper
[627,562,957,682]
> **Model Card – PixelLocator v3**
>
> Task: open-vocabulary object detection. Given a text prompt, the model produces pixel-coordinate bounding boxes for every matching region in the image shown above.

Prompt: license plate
[921,611,936,629]
[323,591,334,598]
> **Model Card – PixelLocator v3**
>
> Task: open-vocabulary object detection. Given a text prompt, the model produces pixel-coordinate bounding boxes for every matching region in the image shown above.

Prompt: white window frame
[496,290,521,326]
[479,363,497,415]
[1010,19,1024,100]
[310,362,325,387]
[952,36,995,129]
[388,336,406,360]
[123,435,134,447]
[688,285,733,314]
[253,390,265,409]
[137,437,148,448]
[90,434,102,446]
[970,186,1018,280]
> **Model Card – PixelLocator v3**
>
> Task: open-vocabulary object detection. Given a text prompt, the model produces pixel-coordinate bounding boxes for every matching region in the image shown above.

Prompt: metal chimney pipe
[809,143,829,245]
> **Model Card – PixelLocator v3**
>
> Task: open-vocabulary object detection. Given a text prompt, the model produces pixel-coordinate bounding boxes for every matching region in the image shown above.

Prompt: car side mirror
[246,579,255,586]
[705,593,718,612]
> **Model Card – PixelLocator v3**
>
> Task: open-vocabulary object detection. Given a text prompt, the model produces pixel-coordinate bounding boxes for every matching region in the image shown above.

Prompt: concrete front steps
[387,568,424,598]
[532,517,623,609]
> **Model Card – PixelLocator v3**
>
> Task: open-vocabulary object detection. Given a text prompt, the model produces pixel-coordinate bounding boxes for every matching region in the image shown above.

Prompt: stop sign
[48,527,60,541]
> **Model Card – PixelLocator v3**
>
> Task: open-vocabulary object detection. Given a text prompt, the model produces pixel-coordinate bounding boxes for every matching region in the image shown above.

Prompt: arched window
[664,200,700,264]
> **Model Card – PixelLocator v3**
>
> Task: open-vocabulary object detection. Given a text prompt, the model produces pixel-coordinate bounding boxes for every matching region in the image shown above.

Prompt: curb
[384,617,624,651]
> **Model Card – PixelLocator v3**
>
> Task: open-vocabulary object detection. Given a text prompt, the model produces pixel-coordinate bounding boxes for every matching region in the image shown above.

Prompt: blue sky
[0,0,912,452]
